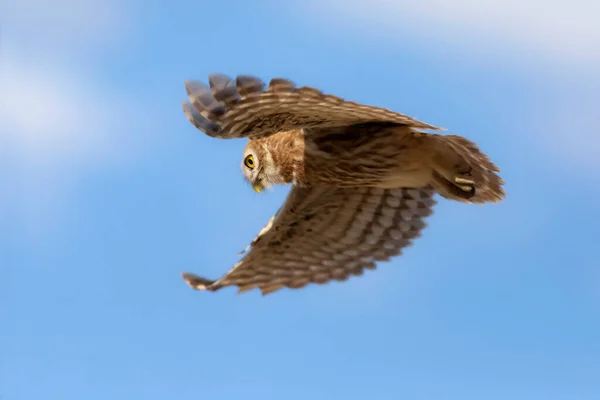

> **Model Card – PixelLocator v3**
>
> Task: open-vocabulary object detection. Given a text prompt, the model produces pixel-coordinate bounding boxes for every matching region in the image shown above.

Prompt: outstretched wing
[182,73,442,140]
[182,185,437,295]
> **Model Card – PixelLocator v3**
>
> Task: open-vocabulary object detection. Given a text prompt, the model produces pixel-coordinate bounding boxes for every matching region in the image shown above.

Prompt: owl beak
[252,181,264,193]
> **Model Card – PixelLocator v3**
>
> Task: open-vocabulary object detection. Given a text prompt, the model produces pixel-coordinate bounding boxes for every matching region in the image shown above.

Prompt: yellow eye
[244,154,255,169]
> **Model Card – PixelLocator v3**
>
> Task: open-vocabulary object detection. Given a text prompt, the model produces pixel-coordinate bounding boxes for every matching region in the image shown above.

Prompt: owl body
[180,73,505,295]
[244,124,478,197]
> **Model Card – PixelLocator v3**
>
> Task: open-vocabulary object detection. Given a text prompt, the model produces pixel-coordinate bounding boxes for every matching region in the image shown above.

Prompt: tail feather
[431,134,505,204]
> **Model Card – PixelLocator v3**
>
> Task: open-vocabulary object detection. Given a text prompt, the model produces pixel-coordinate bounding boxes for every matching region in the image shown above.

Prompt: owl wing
[182,73,442,140]
[182,185,437,295]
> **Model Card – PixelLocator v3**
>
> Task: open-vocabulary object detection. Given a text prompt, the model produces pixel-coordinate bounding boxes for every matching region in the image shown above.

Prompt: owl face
[241,135,301,192]
[241,144,264,193]
[241,141,282,193]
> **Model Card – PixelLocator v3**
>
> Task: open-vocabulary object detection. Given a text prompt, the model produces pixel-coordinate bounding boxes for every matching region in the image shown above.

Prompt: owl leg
[429,134,504,204]
[432,169,476,200]
[427,137,475,200]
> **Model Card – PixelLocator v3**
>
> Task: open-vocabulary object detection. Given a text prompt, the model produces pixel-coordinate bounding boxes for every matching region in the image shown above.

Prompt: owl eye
[244,154,255,169]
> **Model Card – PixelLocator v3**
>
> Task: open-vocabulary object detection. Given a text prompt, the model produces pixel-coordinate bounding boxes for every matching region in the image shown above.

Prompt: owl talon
[454,164,475,192]
[455,176,475,194]
[454,177,474,186]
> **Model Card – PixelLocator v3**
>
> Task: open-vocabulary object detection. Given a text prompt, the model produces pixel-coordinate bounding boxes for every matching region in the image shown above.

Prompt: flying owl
[180,73,505,295]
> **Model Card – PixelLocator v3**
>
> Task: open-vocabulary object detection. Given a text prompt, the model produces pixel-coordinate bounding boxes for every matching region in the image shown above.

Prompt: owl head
[240,132,303,193]
[241,140,281,193]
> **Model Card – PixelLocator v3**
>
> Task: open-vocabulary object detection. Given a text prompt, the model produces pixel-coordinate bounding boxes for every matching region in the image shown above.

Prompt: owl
[180,73,505,295]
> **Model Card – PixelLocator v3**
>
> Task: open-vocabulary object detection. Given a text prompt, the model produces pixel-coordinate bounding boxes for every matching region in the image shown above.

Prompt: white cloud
[302,0,600,69]
[298,0,600,172]
[0,0,130,52]
[0,0,140,161]
[0,0,153,239]
[1,55,123,166]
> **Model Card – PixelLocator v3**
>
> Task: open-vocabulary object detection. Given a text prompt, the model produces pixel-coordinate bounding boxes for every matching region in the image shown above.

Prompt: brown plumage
[180,73,505,295]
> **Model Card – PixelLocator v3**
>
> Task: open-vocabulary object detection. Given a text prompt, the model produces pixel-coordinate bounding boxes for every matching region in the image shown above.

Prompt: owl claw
[454,176,476,197]
[455,176,475,192]
[432,170,476,199]
[454,164,475,191]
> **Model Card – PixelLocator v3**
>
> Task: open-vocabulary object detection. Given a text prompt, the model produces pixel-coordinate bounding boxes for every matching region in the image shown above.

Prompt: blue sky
[2,0,600,398]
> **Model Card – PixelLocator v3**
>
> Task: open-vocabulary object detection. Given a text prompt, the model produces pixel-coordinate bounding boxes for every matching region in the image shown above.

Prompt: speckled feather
[182,186,436,295]
[180,73,505,295]
[182,73,442,140]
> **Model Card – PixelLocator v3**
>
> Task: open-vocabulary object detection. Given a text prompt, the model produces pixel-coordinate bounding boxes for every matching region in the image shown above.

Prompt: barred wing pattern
[182,186,437,295]
[182,73,442,140]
